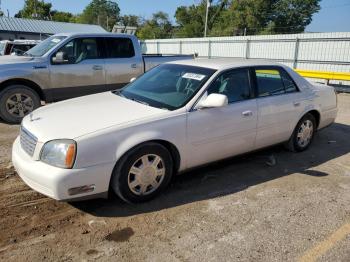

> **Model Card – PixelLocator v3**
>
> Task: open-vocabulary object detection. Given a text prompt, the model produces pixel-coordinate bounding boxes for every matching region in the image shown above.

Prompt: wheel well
[151,140,181,173]
[0,79,45,101]
[307,110,320,128]
[119,140,181,174]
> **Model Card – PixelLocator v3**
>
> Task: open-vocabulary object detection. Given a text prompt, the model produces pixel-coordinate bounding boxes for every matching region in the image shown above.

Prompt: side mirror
[52,51,68,64]
[197,93,228,109]
[130,77,136,83]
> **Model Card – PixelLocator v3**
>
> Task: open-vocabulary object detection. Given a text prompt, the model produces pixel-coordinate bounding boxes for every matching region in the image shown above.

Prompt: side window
[106,37,135,58]
[255,69,285,97]
[280,69,298,93]
[53,38,100,64]
[207,69,251,103]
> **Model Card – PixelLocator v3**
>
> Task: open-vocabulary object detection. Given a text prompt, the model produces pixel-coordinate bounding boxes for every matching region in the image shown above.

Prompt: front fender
[114,130,164,162]
[0,67,49,91]
[74,115,187,171]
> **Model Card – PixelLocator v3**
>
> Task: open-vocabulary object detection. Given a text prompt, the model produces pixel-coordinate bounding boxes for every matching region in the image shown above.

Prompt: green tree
[78,0,120,31]
[211,0,271,36]
[174,0,229,38]
[137,12,173,39]
[119,15,140,27]
[15,0,52,20]
[269,0,321,33]
[51,11,76,23]
[175,0,320,37]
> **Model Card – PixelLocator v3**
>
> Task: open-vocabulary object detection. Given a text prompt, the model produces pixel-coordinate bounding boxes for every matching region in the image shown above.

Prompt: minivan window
[25,35,66,57]
[207,68,251,103]
[105,37,135,58]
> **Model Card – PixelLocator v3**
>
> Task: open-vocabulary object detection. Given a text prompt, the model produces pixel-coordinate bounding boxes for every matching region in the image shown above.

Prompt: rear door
[49,37,106,100]
[253,66,305,149]
[104,37,143,90]
[186,68,258,168]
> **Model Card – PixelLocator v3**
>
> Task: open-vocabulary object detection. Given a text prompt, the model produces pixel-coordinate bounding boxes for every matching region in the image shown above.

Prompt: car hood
[0,55,36,64]
[21,92,168,141]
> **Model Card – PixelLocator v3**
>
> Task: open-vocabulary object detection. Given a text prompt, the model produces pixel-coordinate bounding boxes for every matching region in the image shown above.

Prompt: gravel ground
[0,94,349,262]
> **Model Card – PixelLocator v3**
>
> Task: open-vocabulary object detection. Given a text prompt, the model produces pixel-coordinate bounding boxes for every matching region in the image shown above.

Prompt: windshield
[117,64,216,110]
[25,35,66,57]
[12,44,36,56]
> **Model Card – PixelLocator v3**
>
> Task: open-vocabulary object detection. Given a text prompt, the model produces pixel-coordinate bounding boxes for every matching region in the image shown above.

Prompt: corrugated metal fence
[141,32,350,75]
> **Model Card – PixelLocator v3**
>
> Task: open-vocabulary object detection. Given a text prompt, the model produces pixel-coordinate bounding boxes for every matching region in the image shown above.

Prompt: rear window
[255,68,298,97]
[105,37,135,58]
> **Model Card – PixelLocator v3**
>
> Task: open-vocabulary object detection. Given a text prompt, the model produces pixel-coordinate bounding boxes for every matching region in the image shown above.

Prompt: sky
[1,0,350,32]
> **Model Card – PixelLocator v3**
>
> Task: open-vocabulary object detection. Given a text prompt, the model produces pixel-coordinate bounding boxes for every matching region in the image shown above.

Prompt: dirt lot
[0,94,349,262]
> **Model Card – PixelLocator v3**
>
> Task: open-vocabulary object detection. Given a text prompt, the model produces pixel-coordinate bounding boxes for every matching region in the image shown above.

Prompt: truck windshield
[118,64,216,110]
[25,36,66,57]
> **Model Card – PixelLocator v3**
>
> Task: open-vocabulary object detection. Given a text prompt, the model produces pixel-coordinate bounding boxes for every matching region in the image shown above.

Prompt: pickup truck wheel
[0,85,41,124]
[286,113,316,152]
[111,143,174,203]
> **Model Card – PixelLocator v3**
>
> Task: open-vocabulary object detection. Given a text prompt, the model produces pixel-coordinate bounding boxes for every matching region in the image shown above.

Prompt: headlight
[40,139,77,169]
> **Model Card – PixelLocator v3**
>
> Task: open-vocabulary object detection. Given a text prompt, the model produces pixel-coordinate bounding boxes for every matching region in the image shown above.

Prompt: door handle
[293,101,301,107]
[242,110,253,117]
[131,63,137,69]
[92,65,103,70]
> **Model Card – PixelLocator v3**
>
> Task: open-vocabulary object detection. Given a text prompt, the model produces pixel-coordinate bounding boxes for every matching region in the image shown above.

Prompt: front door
[186,68,258,168]
[49,37,106,100]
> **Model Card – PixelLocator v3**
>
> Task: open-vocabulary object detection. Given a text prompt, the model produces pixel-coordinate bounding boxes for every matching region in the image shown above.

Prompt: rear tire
[285,113,316,152]
[0,85,41,124]
[110,143,174,203]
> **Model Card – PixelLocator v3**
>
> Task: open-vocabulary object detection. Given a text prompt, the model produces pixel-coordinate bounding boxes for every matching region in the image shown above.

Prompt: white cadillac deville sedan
[12,59,337,203]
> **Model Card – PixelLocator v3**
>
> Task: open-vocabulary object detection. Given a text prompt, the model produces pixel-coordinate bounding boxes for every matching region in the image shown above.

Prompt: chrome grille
[20,127,38,157]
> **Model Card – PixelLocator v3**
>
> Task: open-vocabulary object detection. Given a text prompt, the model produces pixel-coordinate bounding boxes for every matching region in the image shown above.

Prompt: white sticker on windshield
[182,73,206,81]
[51,38,62,43]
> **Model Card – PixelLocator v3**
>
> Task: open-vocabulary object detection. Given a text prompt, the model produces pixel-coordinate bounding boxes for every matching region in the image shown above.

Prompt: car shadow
[0,118,16,125]
[72,123,350,217]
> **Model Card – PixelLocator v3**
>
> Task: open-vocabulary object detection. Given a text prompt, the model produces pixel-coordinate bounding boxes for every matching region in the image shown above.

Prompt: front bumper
[12,137,115,201]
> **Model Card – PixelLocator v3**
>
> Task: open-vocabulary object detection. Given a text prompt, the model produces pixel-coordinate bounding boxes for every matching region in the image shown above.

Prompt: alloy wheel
[127,154,166,196]
[5,93,34,118]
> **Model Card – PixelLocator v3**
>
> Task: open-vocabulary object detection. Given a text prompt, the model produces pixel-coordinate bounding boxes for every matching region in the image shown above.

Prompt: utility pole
[204,0,211,37]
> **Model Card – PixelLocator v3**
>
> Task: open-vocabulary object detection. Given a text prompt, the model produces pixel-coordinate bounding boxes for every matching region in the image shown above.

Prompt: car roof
[53,32,135,39]
[167,58,281,70]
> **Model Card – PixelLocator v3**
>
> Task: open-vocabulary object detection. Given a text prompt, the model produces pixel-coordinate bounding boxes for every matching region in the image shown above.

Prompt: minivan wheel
[285,113,316,152]
[0,85,41,124]
[111,143,174,203]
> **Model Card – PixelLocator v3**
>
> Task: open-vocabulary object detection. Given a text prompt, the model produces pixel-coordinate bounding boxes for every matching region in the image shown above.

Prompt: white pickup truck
[0,33,194,123]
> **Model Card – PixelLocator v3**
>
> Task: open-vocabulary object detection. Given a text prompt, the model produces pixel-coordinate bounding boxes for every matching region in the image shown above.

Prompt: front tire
[286,113,316,152]
[111,143,174,203]
[0,85,41,124]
